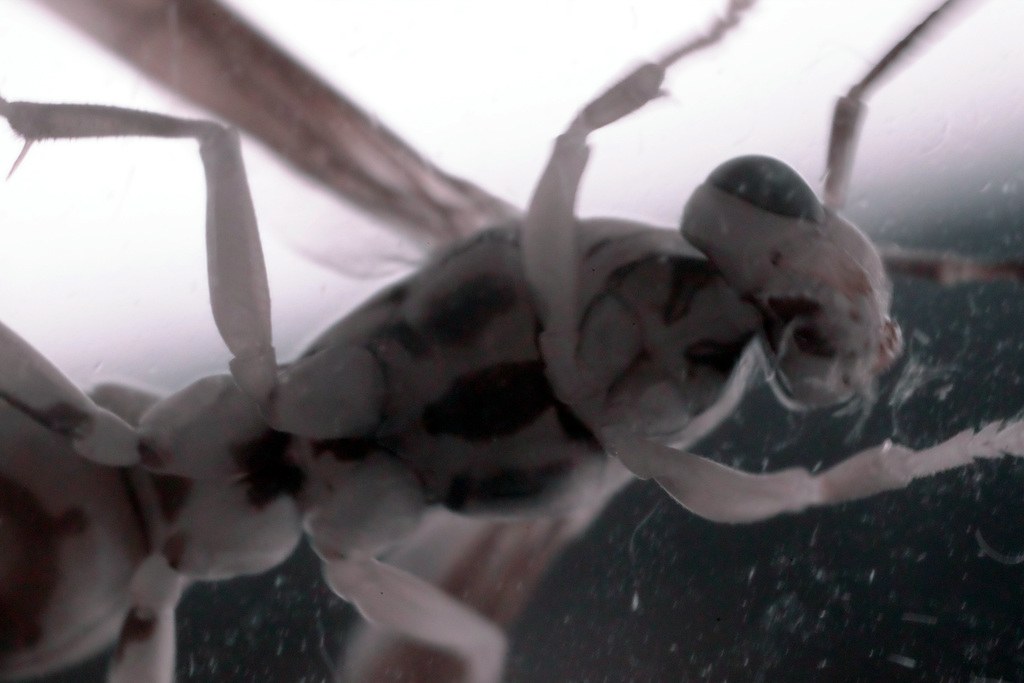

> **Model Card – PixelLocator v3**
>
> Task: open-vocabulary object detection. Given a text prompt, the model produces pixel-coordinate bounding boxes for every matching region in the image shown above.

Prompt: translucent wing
[34,0,520,275]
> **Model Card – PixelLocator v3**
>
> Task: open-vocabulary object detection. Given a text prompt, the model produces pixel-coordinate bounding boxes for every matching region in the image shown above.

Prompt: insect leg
[299,448,504,682]
[107,554,186,683]
[604,420,1024,523]
[824,0,970,210]
[523,0,755,412]
[879,247,1024,285]
[0,319,137,465]
[323,554,507,683]
[0,98,278,408]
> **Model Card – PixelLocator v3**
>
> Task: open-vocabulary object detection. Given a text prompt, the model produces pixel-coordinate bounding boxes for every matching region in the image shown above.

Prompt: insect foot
[822,421,1024,505]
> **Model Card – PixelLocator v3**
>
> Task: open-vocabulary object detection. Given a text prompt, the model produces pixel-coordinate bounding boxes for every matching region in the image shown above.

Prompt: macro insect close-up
[2,0,1024,682]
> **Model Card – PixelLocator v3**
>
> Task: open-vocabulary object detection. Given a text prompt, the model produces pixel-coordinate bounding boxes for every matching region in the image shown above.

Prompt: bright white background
[0,0,1021,392]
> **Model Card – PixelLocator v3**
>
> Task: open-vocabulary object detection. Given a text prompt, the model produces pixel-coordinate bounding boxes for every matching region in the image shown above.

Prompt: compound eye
[707,155,825,223]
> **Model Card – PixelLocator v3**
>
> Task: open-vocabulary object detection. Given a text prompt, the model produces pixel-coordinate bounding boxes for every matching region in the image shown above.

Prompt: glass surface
[2,1,1023,681]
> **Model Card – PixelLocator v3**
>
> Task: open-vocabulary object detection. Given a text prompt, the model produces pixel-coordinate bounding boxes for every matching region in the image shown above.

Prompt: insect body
[2,1,1024,682]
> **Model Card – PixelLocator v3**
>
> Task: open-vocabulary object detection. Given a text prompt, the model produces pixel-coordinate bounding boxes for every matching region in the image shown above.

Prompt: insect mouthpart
[874,317,904,373]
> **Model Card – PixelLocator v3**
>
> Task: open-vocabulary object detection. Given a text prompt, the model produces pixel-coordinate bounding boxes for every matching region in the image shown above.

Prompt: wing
[33,0,520,272]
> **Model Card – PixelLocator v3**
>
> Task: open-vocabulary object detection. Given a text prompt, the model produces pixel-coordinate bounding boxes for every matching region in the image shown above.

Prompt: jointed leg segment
[324,554,507,683]
[107,554,186,683]
[604,421,1024,524]
[0,318,137,465]
[0,97,279,425]
[824,0,967,210]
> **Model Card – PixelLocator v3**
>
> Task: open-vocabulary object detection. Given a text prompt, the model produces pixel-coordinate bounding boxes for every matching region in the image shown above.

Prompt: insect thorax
[302,222,763,515]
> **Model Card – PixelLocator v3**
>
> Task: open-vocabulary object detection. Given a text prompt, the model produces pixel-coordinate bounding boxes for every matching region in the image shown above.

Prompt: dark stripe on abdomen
[421,274,518,347]
[422,360,600,447]
[422,360,553,440]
